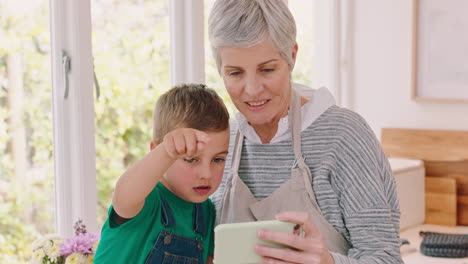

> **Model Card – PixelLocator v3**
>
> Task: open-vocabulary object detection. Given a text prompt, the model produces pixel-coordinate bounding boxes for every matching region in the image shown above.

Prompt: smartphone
[213,220,297,264]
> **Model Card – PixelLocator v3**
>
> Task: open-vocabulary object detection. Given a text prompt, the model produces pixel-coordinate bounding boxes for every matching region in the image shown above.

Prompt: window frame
[50,0,97,236]
[170,0,205,86]
[313,0,342,102]
[49,0,206,235]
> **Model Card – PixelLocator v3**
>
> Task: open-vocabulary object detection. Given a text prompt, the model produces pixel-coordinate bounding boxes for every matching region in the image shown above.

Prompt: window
[203,0,236,115]
[0,2,338,262]
[289,1,316,87]
[91,0,171,227]
[0,0,54,262]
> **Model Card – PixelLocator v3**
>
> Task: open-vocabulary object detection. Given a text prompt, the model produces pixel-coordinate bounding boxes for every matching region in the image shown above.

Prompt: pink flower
[60,232,100,256]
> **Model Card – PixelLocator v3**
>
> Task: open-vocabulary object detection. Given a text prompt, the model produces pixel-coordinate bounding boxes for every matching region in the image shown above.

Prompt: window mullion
[314,0,353,108]
[49,0,97,237]
[169,0,205,86]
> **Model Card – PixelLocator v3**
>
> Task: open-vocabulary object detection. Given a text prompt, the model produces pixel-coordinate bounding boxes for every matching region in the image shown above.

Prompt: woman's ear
[150,140,159,150]
[291,42,298,70]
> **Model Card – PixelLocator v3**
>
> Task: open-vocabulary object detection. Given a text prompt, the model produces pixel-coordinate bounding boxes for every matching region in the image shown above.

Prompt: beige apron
[217,87,350,255]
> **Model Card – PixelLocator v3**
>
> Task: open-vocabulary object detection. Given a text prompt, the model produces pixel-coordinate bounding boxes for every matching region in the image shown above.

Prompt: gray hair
[208,0,297,72]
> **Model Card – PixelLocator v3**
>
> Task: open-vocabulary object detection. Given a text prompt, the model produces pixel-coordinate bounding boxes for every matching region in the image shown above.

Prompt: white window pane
[0,0,54,263]
[91,0,170,227]
[289,0,315,87]
[204,0,239,116]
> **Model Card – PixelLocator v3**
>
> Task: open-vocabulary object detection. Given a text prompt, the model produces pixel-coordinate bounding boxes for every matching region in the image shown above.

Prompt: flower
[60,232,100,256]
[44,243,61,260]
[74,219,87,235]
[31,238,44,251]
[31,235,64,264]
[31,249,45,264]
[85,254,95,264]
[65,252,86,264]
[30,219,100,264]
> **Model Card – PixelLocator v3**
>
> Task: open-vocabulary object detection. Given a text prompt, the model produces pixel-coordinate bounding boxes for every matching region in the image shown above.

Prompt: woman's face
[219,38,297,127]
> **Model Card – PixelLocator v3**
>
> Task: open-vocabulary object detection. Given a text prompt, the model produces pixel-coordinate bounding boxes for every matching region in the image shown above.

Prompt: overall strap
[159,189,206,235]
[193,203,206,235]
[159,192,176,228]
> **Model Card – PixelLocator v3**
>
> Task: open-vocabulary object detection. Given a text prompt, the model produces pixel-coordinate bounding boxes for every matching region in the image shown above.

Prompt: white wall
[351,0,468,140]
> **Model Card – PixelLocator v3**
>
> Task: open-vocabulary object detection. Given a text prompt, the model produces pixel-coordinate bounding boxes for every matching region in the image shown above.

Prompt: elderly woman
[209,0,403,263]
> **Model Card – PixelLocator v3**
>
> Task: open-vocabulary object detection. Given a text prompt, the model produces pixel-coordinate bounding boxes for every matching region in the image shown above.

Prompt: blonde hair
[208,0,297,72]
[153,83,229,141]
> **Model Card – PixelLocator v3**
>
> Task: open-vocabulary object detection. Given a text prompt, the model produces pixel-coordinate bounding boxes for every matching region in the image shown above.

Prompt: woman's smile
[245,99,271,109]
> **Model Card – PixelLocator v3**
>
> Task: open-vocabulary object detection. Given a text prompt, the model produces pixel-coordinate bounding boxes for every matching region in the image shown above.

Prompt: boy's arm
[112,128,209,219]
[112,143,175,218]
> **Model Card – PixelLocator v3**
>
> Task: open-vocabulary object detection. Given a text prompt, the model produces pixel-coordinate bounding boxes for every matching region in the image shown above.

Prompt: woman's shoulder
[293,84,370,135]
[317,105,367,124]
[303,105,380,152]
[312,105,373,136]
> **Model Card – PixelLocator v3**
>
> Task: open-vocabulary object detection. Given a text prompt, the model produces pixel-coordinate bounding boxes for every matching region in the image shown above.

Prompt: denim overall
[145,192,205,264]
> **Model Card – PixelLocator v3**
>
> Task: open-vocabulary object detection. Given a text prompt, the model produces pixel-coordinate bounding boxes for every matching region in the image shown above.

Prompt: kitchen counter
[400,224,468,264]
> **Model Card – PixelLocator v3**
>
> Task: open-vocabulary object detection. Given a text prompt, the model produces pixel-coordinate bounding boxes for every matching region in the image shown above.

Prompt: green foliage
[92,0,171,225]
[0,1,54,263]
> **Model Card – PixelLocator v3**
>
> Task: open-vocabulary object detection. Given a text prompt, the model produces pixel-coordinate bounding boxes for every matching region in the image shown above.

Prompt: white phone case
[213,220,296,264]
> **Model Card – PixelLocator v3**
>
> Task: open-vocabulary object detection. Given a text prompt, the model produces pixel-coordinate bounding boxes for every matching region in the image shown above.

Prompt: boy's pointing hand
[163,128,210,159]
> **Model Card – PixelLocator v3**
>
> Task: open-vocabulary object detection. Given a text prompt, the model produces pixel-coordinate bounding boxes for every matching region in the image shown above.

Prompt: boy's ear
[150,140,159,150]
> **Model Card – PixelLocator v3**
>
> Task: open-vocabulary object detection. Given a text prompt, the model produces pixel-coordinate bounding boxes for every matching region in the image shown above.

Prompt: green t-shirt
[94,182,215,264]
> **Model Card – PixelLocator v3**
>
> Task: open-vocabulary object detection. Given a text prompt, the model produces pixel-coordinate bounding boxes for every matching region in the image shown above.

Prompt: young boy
[94,84,230,264]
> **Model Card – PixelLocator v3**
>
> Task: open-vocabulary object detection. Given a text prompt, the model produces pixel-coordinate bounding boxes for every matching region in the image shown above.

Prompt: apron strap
[289,87,321,211]
[231,87,304,175]
[229,130,244,187]
[231,131,243,173]
[289,87,306,167]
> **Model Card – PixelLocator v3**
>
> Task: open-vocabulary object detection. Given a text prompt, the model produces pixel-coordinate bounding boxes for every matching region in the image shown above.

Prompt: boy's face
[160,128,230,203]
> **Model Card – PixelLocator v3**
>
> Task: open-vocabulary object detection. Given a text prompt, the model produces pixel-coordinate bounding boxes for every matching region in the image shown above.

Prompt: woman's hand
[255,211,335,264]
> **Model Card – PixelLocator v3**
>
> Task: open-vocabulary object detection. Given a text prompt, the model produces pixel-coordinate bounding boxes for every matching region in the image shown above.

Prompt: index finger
[194,130,210,144]
[275,211,321,237]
